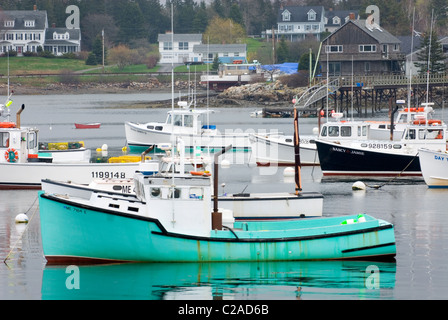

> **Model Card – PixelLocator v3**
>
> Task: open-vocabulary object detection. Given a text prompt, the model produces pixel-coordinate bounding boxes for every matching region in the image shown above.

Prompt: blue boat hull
[39,192,396,264]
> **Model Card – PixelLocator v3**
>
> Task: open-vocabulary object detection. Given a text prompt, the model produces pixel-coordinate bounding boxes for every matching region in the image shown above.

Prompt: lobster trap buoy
[352,181,366,190]
[15,213,29,224]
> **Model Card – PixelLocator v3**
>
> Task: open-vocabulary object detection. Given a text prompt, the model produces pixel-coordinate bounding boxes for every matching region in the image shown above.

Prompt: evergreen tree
[192,2,208,33]
[276,38,289,63]
[415,31,447,74]
[92,36,106,65]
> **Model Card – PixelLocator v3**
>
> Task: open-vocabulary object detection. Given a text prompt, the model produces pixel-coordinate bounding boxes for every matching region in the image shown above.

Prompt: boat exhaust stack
[16,104,25,129]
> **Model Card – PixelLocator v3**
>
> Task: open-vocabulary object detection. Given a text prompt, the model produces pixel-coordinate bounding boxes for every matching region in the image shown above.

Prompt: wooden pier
[295,73,448,115]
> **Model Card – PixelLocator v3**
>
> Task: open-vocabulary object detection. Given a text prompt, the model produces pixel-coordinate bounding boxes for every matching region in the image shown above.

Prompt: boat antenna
[408,8,415,112]
[293,106,302,194]
[170,3,175,186]
[426,9,434,106]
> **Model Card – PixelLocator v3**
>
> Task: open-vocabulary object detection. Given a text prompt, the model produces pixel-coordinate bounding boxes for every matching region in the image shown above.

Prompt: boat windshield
[167,114,194,127]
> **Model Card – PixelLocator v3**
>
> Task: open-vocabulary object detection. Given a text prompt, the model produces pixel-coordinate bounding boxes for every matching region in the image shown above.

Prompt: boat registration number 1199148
[91,171,126,179]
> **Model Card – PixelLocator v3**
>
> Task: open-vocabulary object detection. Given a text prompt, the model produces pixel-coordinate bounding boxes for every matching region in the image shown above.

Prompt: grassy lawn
[0,56,88,75]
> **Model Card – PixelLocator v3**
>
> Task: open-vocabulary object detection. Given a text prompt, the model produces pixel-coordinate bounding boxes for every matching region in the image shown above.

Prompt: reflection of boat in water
[41,260,396,300]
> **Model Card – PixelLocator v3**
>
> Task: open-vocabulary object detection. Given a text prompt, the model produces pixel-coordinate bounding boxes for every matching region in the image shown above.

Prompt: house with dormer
[0,9,47,55]
[44,27,81,56]
[324,10,359,33]
[273,6,326,42]
[0,7,81,56]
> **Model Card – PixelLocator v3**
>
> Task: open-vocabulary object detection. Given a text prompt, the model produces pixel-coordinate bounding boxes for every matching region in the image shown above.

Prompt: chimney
[52,23,56,28]
[349,12,355,20]
[33,4,37,11]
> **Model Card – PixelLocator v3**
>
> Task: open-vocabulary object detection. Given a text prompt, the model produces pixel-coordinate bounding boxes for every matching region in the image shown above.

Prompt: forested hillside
[0,0,446,51]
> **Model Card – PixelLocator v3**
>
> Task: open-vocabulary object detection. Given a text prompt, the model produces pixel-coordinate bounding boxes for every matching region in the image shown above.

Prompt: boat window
[328,126,339,137]
[406,129,416,140]
[0,132,9,147]
[155,126,163,131]
[285,138,293,143]
[423,129,444,140]
[151,187,161,198]
[147,125,154,130]
[184,115,193,128]
[27,132,37,149]
[320,126,327,137]
[170,187,181,199]
[173,115,182,126]
[134,181,145,201]
[341,126,351,137]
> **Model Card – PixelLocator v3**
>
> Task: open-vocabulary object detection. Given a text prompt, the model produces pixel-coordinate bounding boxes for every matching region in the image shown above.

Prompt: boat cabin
[319,113,370,141]
[0,124,39,164]
[133,172,213,237]
[403,122,445,142]
[145,105,216,136]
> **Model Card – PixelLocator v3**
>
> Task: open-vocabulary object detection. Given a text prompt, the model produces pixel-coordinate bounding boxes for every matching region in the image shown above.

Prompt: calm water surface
[1,93,448,300]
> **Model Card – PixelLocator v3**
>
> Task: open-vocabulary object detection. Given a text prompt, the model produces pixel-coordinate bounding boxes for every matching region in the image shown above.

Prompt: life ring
[4,148,18,162]
[190,171,211,177]
[413,119,442,125]
[0,122,16,128]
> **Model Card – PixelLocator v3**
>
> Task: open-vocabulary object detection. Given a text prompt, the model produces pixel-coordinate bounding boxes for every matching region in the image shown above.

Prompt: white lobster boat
[0,102,140,189]
[125,101,250,153]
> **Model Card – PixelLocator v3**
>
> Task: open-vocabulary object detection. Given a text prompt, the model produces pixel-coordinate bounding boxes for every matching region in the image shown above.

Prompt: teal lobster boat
[38,169,396,264]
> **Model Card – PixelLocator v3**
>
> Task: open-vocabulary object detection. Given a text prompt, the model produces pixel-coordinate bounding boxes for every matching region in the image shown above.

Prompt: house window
[329,62,341,76]
[359,45,376,52]
[332,17,341,25]
[326,45,343,53]
[364,62,371,72]
[282,10,291,21]
[393,44,399,51]
[308,10,316,21]
[4,20,14,27]
[179,42,188,50]
[163,41,172,50]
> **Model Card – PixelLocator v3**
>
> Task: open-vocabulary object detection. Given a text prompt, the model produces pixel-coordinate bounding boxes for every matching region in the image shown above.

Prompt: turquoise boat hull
[39,192,396,264]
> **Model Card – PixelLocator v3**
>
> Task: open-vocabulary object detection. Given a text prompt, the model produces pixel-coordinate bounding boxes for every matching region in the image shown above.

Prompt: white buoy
[15,213,29,224]
[312,127,319,135]
[101,144,108,151]
[352,181,366,190]
[221,159,230,168]
[283,167,295,177]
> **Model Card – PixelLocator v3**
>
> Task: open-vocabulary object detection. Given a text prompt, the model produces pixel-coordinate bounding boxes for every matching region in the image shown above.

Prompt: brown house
[321,16,404,76]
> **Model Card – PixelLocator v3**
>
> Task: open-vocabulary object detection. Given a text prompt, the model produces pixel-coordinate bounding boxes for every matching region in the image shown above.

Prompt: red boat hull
[75,123,101,129]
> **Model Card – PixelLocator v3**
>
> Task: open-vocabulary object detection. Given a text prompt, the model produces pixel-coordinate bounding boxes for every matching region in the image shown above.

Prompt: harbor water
[1,93,448,300]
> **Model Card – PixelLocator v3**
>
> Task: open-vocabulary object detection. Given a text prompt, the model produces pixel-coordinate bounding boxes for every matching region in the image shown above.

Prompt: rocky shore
[2,78,304,109]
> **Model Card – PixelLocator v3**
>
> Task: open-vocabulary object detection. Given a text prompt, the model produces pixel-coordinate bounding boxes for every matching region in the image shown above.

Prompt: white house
[265,6,326,42]
[192,44,247,64]
[0,8,81,56]
[0,9,47,55]
[157,33,247,64]
[158,33,202,64]
[44,27,82,56]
